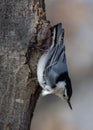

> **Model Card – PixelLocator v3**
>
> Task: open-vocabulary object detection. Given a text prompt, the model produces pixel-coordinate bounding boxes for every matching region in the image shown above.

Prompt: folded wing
[44,23,68,87]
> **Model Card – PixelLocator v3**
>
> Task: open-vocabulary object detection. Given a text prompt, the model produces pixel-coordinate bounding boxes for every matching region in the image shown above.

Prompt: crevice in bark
[23,0,52,129]
[27,84,42,130]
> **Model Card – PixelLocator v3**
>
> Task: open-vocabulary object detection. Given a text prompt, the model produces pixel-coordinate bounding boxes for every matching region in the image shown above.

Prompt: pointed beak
[67,100,72,110]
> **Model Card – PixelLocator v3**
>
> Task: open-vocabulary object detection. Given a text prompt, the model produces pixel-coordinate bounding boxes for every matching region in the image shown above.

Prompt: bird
[37,23,72,110]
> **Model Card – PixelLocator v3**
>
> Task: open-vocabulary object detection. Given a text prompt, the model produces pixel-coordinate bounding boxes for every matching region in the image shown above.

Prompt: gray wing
[44,23,68,87]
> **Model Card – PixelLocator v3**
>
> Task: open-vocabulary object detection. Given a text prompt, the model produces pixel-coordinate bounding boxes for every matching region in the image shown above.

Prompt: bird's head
[55,73,72,110]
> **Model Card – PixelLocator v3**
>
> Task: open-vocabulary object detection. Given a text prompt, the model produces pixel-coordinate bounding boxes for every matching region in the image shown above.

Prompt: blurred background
[31,0,93,130]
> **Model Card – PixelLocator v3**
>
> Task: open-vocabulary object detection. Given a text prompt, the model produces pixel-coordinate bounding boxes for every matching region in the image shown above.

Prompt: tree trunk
[0,0,47,130]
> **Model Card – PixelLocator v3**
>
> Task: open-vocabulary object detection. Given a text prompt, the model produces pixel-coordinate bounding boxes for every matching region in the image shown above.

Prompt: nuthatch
[37,23,72,109]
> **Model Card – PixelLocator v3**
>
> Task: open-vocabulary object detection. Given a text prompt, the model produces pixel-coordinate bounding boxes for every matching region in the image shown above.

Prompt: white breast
[37,53,47,89]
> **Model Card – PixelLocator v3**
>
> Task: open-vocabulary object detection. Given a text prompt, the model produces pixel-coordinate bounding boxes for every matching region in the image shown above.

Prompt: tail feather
[46,23,65,68]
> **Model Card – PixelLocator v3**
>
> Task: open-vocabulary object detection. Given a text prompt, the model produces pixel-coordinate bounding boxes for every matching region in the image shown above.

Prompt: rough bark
[0,0,47,130]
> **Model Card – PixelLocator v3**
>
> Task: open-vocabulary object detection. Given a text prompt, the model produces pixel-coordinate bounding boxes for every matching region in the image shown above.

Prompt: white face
[54,87,68,101]
[55,81,68,101]
[41,81,68,101]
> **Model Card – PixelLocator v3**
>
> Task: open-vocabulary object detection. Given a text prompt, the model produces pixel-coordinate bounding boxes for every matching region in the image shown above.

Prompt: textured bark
[0,0,46,130]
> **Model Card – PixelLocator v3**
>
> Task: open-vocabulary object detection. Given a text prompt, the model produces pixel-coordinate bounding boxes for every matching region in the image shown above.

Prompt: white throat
[56,81,66,90]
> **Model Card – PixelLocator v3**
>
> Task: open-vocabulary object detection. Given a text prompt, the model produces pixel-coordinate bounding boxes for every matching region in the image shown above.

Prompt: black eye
[63,94,65,97]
